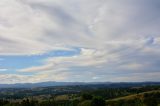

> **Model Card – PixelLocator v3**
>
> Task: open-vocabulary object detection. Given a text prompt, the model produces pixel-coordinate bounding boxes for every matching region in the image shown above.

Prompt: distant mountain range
[0,82,109,88]
[0,81,160,88]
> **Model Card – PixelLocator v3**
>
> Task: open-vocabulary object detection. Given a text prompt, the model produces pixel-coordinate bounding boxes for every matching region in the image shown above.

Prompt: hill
[106,90,160,106]
[0,84,159,106]
[0,81,160,88]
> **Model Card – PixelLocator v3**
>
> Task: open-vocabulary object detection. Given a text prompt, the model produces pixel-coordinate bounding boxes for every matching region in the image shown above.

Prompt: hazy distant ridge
[0,82,160,88]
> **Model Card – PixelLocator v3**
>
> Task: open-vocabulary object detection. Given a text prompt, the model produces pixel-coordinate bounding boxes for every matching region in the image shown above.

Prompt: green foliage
[78,100,91,106]
[91,96,105,106]
[0,85,159,106]
[0,99,9,106]
[143,92,160,106]
[81,93,93,100]
[70,99,80,106]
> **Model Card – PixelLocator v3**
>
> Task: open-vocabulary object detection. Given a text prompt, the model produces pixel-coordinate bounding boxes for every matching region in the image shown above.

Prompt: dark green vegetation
[0,83,160,106]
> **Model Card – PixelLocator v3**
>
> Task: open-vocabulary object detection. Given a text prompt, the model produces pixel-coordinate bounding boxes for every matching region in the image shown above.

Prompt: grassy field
[106,90,160,106]
[107,90,160,101]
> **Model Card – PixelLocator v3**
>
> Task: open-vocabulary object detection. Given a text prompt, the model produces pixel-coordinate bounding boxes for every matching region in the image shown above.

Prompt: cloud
[19,48,107,73]
[20,63,54,72]
[0,72,68,84]
[0,68,7,72]
[0,0,71,55]
[0,0,160,82]
[112,72,160,82]
[119,63,144,70]
[1,0,160,55]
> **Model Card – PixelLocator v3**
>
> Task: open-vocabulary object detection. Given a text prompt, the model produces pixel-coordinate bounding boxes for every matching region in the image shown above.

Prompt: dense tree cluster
[0,96,105,106]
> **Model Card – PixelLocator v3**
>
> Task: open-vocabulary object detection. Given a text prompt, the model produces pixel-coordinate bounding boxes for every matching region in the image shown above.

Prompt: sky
[0,0,160,84]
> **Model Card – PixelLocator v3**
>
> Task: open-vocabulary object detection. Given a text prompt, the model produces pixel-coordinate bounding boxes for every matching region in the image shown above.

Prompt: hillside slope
[106,90,160,106]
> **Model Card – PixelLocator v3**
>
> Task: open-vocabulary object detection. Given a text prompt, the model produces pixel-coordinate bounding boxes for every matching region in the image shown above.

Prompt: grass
[106,90,160,102]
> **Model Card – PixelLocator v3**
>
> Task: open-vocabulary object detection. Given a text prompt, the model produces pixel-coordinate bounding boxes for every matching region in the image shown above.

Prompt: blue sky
[0,0,160,84]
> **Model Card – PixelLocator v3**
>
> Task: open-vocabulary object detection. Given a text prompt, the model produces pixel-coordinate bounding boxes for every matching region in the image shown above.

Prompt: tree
[91,96,105,106]
[82,93,93,100]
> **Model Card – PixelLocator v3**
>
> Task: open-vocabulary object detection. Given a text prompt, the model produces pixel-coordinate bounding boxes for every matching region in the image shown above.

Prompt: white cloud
[119,63,144,70]
[0,68,7,72]
[0,72,68,84]
[20,63,54,72]
[0,0,160,55]
[112,72,160,82]
[0,0,71,55]
[19,48,107,73]
[0,0,160,82]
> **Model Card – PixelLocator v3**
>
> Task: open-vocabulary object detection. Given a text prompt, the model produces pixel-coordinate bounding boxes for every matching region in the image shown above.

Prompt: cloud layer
[0,0,160,83]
